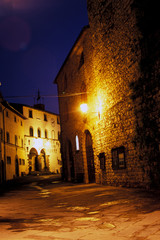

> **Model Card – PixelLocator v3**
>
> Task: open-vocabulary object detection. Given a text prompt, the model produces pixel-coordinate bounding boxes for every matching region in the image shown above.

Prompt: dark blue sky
[0,0,88,114]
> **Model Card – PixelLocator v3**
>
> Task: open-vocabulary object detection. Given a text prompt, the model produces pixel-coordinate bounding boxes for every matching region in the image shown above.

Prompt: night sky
[0,0,88,114]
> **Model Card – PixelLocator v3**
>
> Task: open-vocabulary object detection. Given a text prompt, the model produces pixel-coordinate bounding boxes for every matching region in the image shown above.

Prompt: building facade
[55,0,160,188]
[0,101,26,182]
[0,100,62,183]
[22,104,62,174]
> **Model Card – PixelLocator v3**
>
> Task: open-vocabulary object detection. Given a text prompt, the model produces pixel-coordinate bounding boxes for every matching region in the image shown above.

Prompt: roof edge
[54,25,89,84]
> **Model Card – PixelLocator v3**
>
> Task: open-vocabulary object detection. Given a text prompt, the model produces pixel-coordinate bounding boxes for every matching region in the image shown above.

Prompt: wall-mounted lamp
[80,103,88,113]
[80,103,101,119]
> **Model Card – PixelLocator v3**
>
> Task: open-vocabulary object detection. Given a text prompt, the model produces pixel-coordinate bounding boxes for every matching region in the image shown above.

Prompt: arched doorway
[68,140,75,181]
[40,149,48,171]
[15,157,19,177]
[29,148,39,172]
[85,130,95,183]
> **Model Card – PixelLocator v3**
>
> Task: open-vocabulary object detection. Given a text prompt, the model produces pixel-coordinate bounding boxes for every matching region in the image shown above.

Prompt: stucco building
[11,103,62,175]
[0,98,62,183]
[0,100,26,182]
[54,0,160,188]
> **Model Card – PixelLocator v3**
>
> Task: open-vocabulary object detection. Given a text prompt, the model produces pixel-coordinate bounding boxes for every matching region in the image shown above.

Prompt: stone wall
[56,0,160,188]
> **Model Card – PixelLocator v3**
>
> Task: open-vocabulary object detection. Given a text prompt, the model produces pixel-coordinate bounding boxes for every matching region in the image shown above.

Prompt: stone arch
[40,148,48,171]
[29,148,39,172]
[64,139,75,182]
[85,130,95,183]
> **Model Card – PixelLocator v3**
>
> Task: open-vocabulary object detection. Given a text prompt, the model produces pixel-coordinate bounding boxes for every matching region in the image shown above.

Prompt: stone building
[0,98,62,183]
[54,0,160,188]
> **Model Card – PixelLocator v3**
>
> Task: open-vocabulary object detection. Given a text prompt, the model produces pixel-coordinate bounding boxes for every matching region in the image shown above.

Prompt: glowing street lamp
[80,103,88,113]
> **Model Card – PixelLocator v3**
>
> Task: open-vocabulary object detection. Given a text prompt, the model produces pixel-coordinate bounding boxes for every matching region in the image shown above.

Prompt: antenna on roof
[34,89,45,111]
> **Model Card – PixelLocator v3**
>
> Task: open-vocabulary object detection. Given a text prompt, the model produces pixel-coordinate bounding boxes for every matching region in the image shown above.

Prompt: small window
[6,111,9,117]
[45,129,48,138]
[112,146,126,170]
[14,116,17,122]
[44,114,47,121]
[75,135,80,151]
[6,132,10,143]
[22,159,25,165]
[29,110,33,118]
[21,121,23,126]
[7,156,11,164]
[19,158,21,165]
[79,51,84,69]
[29,127,34,137]
[21,139,23,147]
[38,128,41,138]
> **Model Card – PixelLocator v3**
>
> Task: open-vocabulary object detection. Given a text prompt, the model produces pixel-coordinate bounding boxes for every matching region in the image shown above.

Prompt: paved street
[0,175,160,240]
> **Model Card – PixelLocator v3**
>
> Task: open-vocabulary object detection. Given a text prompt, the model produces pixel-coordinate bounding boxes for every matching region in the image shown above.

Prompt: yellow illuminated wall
[23,106,62,174]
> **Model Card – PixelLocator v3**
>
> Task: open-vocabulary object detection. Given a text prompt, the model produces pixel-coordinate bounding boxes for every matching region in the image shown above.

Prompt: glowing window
[76,135,80,151]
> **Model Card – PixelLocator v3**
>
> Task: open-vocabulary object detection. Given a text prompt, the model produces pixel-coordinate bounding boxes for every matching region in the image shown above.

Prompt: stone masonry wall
[56,0,160,188]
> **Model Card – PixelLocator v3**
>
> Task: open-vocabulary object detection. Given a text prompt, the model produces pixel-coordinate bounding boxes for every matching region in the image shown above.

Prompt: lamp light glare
[80,103,88,113]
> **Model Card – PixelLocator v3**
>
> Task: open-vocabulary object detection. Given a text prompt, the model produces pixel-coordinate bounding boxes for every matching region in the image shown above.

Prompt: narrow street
[0,175,160,240]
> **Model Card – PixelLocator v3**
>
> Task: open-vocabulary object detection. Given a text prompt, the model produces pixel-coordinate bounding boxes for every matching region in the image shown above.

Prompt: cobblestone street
[0,175,160,240]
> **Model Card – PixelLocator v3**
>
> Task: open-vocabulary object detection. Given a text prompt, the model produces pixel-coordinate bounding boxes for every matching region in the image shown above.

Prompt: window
[112,146,126,170]
[6,132,10,143]
[29,110,33,118]
[38,128,41,138]
[45,130,48,138]
[21,121,23,126]
[7,156,11,164]
[44,114,47,121]
[19,158,21,165]
[79,51,84,69]
[15,135,18,146]
[75,135,80,151]
[6,111,9,117]
[14,116,17,122]
[29,127,34,137]
[22,159,25,165]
